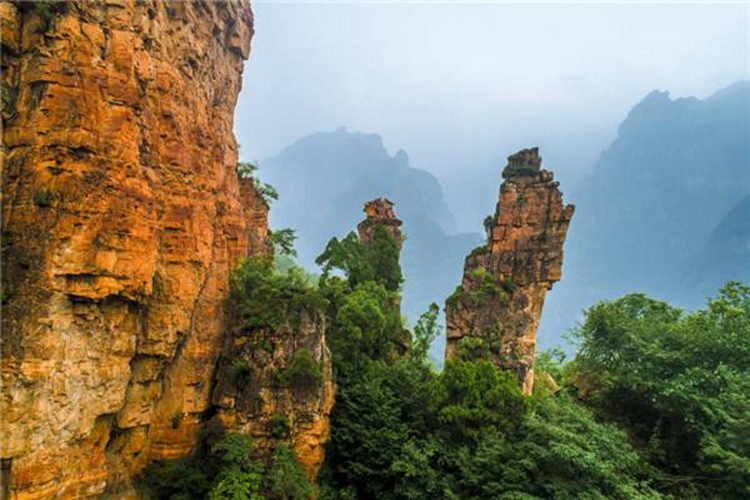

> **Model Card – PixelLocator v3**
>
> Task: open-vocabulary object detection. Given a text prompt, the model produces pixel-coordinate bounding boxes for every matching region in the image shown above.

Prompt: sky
[234,0,749,230]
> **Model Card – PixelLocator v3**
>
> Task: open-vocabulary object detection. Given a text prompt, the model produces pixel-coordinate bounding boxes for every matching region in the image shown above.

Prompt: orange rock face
[211,311,335,480]
[1,1,259,498]
[444,148,574,394]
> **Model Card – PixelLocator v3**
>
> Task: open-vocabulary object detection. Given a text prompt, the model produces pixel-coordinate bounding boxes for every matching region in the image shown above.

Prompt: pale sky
[235,0,749,228]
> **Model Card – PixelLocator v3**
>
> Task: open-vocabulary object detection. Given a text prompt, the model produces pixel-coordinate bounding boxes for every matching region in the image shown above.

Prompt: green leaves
[230,257,325,333]
[433,360,528,442]
[269,228,298,258]
[268,446,313,500]
[412,303,441,364]
[569,282,750,498]
[316,226,403,292]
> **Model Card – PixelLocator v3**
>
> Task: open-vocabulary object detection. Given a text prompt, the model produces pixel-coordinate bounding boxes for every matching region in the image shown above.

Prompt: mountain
[539,81,750,348]
[682,194,750,306]
[257,128,483,356]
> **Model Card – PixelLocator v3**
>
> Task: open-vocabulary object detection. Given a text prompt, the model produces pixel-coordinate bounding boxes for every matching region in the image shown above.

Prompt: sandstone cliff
[210,308,335,480]
[444,148,574,394]
[0,1,260,498]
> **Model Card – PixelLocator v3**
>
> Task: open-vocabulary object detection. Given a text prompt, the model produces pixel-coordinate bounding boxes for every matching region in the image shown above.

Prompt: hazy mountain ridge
[539,80,750,348]
[682,194,750,306]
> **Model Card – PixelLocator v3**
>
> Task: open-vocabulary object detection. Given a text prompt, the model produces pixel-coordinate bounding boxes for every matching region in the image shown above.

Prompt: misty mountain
[258,127,483,355]
[682,194,750,306]
[540,80,750,348]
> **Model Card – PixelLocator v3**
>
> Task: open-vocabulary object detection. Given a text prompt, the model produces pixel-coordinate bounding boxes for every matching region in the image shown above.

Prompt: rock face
[211,309,335,480]
[0,1,258,498]
[357,197,403,248]
[444,148,574,394]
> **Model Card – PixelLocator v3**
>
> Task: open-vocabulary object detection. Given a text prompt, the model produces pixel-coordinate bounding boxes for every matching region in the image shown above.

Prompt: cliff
[0,1,261,498]
[210,284,335,480]
[445,148,574,394]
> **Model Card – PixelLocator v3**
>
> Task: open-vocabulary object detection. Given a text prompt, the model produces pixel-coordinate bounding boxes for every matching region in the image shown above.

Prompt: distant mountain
[681,194,750,306]
[540,81,750,348]
[257,127,482,358]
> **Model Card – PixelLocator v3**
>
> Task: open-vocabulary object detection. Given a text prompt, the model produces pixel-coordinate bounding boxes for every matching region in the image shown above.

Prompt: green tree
[268,446,313,500]
[230,257,325,332]
[569,282,750,498]
[208,434,265,500]
[411,303,441,364]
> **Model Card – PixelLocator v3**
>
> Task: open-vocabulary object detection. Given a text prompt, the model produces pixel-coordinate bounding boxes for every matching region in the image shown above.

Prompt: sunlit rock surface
[0,1,258,497]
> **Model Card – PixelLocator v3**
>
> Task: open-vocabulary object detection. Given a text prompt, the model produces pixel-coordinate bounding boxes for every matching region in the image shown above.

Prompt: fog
[235,1,748,229]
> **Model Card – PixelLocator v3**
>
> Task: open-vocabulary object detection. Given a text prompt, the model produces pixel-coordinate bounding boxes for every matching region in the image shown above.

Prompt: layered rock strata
[210,310,335,480]
[444,148,574,394]
[1,1,257,498]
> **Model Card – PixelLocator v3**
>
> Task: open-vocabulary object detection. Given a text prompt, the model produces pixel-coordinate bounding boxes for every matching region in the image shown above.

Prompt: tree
[569,282,750,498]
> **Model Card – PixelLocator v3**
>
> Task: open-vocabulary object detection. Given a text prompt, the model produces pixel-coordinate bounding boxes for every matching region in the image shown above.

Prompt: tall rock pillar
[444,148,574,394]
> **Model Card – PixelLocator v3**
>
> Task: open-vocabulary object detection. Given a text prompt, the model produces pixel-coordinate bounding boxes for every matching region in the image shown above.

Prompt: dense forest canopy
[141,219,750,499]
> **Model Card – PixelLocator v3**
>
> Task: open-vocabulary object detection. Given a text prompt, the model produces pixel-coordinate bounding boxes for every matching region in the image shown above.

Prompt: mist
[235,1,748,230]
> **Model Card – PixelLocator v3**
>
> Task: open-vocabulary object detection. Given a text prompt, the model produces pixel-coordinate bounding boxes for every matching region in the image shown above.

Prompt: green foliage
[255,182,279,205]
[445,284,465,308]
[139,457,214,500]
[316,226,402,292]
[236,162,258,178]
[569,282,750,498]
[365,225,404,292]
[326,281,403,372]
[483,213,498,240]
[230,257,325,333]
[533,347,568,385]
[1,82,18,116]
[33,190,53,207]
[433,359,528,442]
[446,269,511,310]
[236,161,279,205]
[322,359,438,500]
[273,255,319,288]
[455,337,489,362]
[209,434,265,500]
[468,244,488,258]
[139,432,314,500]
[231,359,252,385]
[411,303,441,363]
[268,445,313,500]
[1,284,14,305]
[449,394,662,500]
[268,412,290,439]
[269,228,298,257]
[274,348,324,394]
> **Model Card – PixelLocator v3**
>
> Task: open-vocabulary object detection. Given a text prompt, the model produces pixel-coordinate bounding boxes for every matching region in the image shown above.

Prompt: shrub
[231,359,252,385]
[275,348,324,394]
[230,257,325,333]
[268,445,313,500]
[269,228,298,258]
[268,412,290,439]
